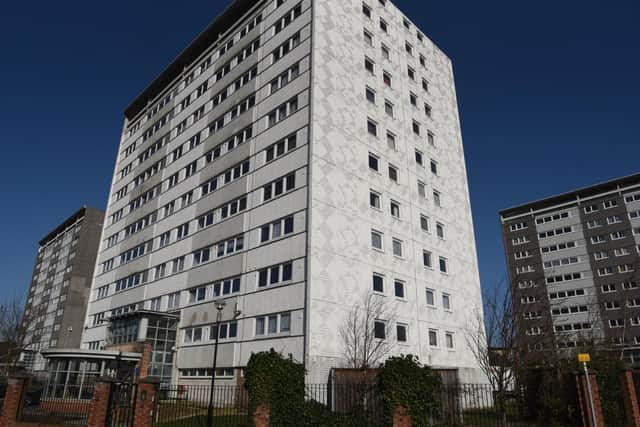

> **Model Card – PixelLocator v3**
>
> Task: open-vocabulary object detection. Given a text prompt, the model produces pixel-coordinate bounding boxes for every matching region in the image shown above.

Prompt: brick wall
[0,376,28,427]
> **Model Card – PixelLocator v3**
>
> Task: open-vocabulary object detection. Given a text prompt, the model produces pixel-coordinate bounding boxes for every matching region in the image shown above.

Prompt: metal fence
[153,385,250,427]
[19,383,93,426]
[305,383,384,425]
[107,383,137,427]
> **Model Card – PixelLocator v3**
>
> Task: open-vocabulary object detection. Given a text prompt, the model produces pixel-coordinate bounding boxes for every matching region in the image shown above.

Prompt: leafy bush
[243,349,305,426]
[379,355,442,426]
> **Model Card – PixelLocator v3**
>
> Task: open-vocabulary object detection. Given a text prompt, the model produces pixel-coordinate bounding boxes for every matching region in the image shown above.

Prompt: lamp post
[207,300,226,427]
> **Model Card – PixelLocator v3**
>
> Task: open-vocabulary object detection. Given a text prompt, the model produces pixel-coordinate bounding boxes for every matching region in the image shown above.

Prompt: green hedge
[379,355,442,426]
[244,349,306,426]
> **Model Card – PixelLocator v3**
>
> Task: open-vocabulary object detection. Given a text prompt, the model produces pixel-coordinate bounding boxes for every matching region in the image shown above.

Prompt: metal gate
[107,382,138,427]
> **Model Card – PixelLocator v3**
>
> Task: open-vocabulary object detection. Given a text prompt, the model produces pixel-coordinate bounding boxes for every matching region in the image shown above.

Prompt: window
[177,223,190,240]
[390,200,400,219]
[189,286,207,303]
[272,32,300,62]
[423,250,432,268]
[371,230,383,250]
[611,231,626,240]
[403,18,411,29]
[373,273,384,293]
[394,280,405,298]
[263,174,296,201]
[392,238,403,257]
[270,63,300,94]
[428,329,438,347]
[436,223,445,239]
[424,103,432,117]
[381,44,390,59]
[167,292,180,310]
[258,263,293,288]
[420,215,429,232]
[368,153,380,171]
[367,119,378,136]
[386,132,396,150]
[159,231,171,247]
[418,181,426,198]
[439,257,448,274]
[370,190,381,209]
[366,86,376,103]
[442,293,451,311]
[422,78,429,92]
[405,42,413,55]
[379,18,388,33]
[388,165,398,182]
[374,320,386,339]
[193,248,211,265]
[445,332,455,349]
[255,313,291,336]
[383,71,392,86]
[396,324,408,342]
[415,149,424,165]
[430,160,439,175]
[213,277,242,296]
[267,96,299,127]
[602,284,617,293]
[603,200,618,209]
[412,121,421,136]
[384,100,394,117]
[365,57,375,74]
[433,191,441,207]
[184,327,203,344]
[428,131,435,146]
[362,2,371,18]
[172,256,185,273]
[363,29,373,45]
[260,216,295,243]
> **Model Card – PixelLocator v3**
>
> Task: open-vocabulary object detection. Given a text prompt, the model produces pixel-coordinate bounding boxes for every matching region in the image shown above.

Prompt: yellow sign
[578,353,591,363]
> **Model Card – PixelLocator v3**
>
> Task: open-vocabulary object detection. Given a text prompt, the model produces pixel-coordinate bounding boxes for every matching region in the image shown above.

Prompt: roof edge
[500,172,640,219]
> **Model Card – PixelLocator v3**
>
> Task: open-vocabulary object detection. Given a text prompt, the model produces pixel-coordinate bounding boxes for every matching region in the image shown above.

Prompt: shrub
[379,355,442,426]
[243,349,305,426]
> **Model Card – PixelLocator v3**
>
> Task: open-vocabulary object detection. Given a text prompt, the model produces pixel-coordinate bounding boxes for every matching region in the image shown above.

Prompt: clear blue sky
[0,0,638,304]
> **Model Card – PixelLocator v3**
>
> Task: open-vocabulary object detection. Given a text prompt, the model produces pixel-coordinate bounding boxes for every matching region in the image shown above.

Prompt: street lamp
[207,299,226,427]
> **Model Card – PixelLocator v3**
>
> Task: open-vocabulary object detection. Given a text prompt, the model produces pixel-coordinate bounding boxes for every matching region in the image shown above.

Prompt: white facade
[81,0,485,384]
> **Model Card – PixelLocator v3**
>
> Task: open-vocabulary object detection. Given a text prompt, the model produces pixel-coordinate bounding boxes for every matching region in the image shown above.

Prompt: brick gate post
[87,377,116,427]
[622,370,640,427]
[575,372,604,427]
[0,374,30,427]
[133,377,160,427]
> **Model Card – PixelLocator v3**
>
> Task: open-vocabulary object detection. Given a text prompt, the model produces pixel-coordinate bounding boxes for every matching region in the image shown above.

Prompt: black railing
[153,385,250,427]
[305,383,384,425]
[108,383,137,427]
[19,383,93,426]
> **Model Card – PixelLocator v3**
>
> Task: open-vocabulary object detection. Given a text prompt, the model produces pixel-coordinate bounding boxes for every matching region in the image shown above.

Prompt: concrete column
[0,375,30,427]
[87,377,115,427]
[133,377,160,427]
[622,370,640,427]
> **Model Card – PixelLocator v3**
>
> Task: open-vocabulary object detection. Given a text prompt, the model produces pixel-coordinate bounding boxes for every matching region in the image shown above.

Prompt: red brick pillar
[133,377,160,427]
[622,370,640,427]
[0,375,30,427]
[393,406,412,427]
[575,372,604,427]
[87,378,115,427]
[253,402,270,427]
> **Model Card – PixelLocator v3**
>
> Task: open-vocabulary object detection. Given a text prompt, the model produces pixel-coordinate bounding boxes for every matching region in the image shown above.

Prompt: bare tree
[339,292,396,370]
[0,294,31,376]
[466,279,526,425]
